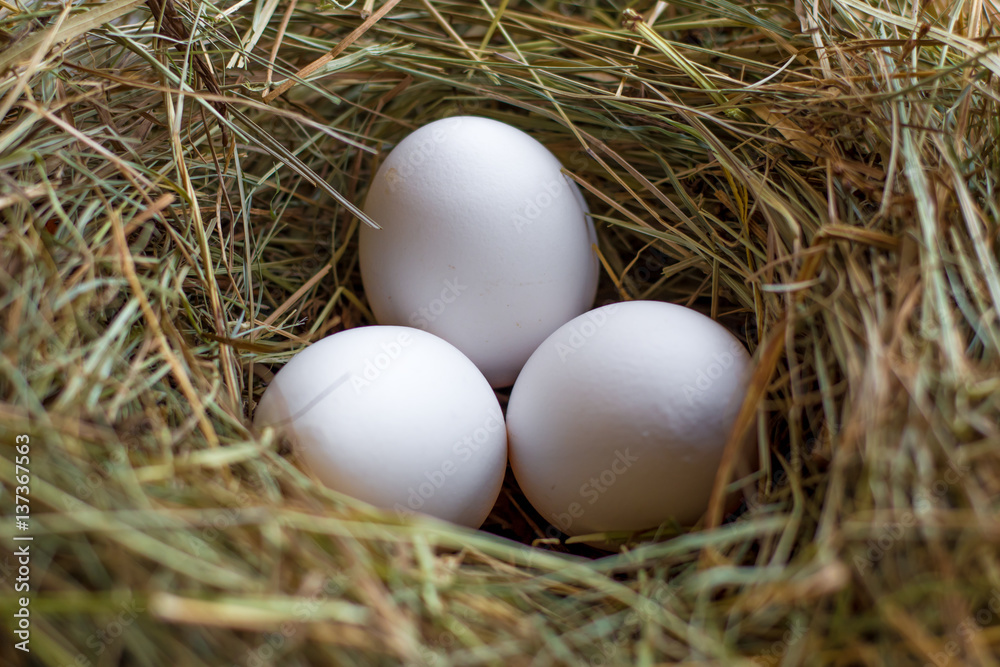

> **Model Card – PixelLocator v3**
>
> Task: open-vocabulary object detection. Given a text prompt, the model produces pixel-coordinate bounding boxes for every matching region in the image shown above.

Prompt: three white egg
[255,117,754,537]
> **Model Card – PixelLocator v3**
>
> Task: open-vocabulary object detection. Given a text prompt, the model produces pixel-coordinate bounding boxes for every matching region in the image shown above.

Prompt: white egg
[506,301,753,537]
[359,116,598,388]
[254,326,507,528]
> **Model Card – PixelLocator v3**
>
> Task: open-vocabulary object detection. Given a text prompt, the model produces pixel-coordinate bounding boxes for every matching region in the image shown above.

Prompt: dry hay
[1,0,999,664]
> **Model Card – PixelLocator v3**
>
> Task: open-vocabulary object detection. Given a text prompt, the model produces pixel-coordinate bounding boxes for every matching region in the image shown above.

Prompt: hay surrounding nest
[1,0,999,663]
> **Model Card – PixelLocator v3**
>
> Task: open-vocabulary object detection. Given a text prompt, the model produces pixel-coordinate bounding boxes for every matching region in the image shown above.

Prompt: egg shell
[506,301,753,537]
[253,326,507,528]
[360,116,598,388]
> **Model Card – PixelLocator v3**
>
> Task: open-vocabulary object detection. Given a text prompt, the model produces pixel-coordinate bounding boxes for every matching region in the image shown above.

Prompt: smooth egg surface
[506,301,752,537]
[360,116,598,388]
[254,326,507,528]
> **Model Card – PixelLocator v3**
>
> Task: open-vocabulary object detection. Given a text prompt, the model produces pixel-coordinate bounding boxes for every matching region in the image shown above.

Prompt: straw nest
[1,0,999,664]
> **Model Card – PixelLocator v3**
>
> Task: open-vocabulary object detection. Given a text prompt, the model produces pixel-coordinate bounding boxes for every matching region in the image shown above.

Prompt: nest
[1,0,998,664]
